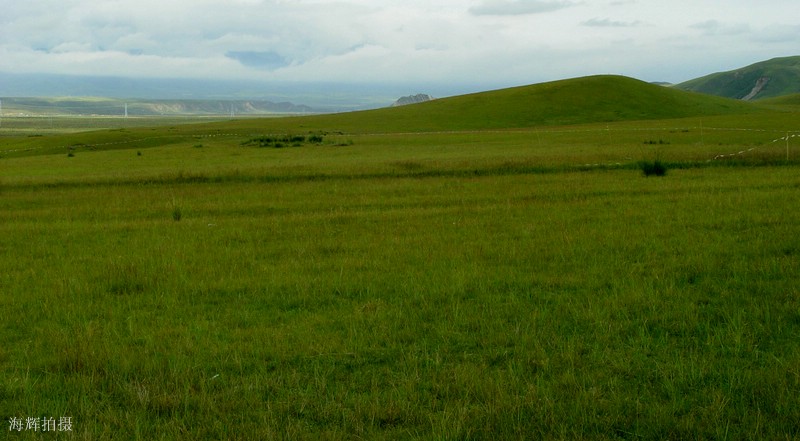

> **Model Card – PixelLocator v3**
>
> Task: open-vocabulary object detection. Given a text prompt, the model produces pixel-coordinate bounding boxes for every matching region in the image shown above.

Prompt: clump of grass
[335,139,355,147]
[170,198,182,221]
[639,159,668,176]
[242,134,317,148]
[106,258,148,295]
[392,160,425,171]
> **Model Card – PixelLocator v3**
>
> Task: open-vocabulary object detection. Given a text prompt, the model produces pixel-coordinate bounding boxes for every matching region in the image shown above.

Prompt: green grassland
[2,76,800,439]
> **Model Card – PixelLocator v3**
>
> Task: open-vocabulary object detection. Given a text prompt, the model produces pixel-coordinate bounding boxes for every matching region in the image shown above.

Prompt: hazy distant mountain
[0,97,313,116]
[392,94,434,107]
[675,56,800,101]
[0,72,486,112]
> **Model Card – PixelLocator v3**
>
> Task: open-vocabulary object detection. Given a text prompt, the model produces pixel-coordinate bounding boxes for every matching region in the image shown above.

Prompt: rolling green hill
[218,74,762,134]
[759,93,800,107]
[675,56,800,101]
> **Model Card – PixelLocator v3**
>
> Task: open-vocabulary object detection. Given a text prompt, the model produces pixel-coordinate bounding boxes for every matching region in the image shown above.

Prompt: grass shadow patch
[390,160,425,171]
[105,258,159,295]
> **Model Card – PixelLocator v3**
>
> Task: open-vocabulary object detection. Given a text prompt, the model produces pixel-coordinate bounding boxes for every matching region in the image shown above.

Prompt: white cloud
[0,0,798,90]
[49,42,95,54]
[751,24,800,44]
[226,51,290,69]
[582,18,642,28]
[690,20,751,36]
[469,0,576,16]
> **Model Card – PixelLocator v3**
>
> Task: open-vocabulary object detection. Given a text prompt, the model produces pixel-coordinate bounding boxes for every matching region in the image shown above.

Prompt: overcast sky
[1,0,798,92]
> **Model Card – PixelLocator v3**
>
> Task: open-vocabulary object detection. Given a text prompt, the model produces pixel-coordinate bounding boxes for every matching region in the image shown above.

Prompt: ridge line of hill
[240,75,763,134]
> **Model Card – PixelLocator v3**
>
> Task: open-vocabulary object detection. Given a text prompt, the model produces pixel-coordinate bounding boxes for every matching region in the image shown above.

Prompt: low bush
[640,159,668,176]
[242,134,323,148]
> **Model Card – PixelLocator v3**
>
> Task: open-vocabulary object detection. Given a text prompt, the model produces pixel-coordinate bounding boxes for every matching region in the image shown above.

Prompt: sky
[1,0,798,95]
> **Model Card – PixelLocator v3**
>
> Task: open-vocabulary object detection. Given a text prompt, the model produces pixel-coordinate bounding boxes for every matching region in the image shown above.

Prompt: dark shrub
[640,159,668,177]
[172,205,182,221]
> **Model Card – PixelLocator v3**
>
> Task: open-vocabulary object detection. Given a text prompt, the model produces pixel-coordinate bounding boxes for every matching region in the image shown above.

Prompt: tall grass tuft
[640,159,668,176]
[170,198,182,221]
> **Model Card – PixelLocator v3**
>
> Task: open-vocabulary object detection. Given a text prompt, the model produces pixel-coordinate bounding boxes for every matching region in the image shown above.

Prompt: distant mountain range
[674,56,800,101]
[0,72,475,112]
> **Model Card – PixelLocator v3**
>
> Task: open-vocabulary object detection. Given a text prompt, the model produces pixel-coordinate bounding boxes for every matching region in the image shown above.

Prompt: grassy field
[2,78,800,439]
[0,115,245,135]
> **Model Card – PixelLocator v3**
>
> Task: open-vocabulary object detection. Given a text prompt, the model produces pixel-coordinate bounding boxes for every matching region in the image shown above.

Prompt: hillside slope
[759,93,800,106]
[675,56,800,101]
[245,75,760,134]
